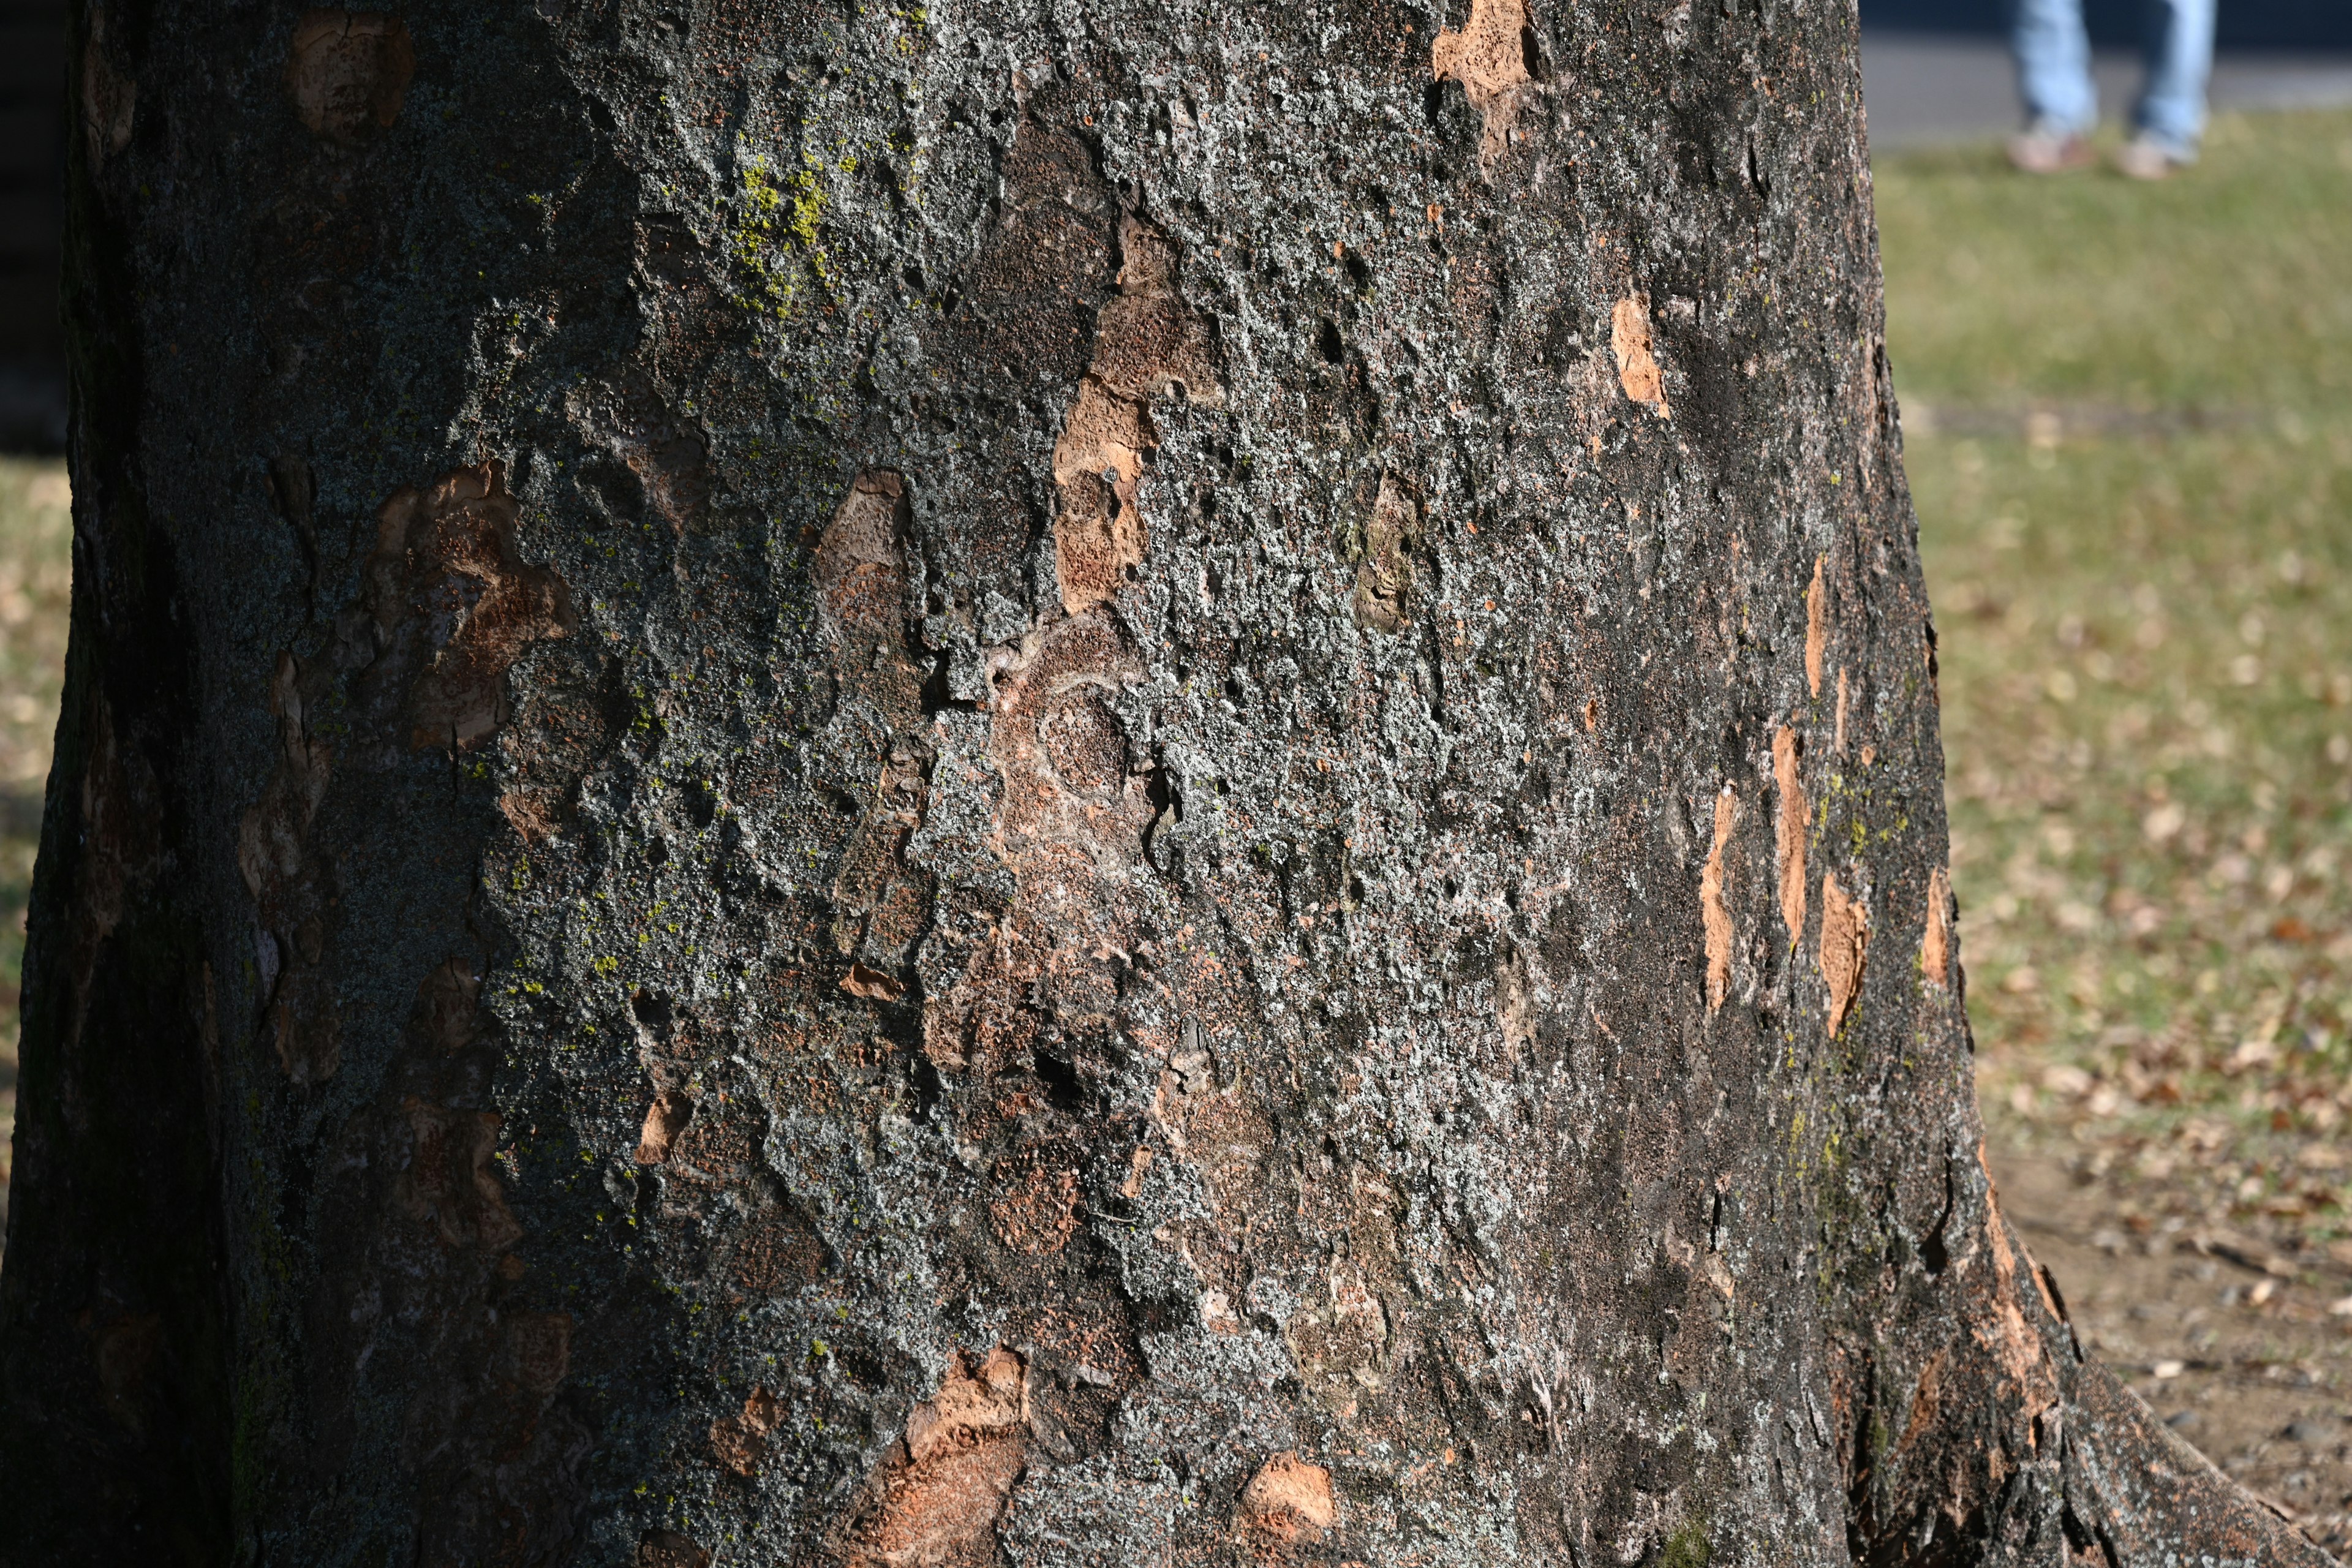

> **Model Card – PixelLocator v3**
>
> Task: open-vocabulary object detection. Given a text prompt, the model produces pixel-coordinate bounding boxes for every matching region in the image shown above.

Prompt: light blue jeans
[2012,0,2215,156]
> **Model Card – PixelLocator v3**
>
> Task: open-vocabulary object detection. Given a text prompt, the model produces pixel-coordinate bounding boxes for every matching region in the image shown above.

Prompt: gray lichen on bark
[0,0,2329,1565]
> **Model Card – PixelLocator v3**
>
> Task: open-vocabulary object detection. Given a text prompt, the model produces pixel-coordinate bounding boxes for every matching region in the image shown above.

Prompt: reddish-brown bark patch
[635,1090,692,1164]
[1352,473,1423,632]
[406,957,482,1055]
[1975,1156,2064,1443]
[500,1311,571,1396]
[1052,216,1219,614]
[1237,1452,1337,1542]
[497,787,562,843]
[1806,556,1829,698]
[711,1384,786,1476]
[367,462,573,752]
[636,1530,711,1568]
[848,1348,1028,1567]
[987,1147,1082,1255]
[818,472,912,634]
[725,1199,830,1297]
[91,1312,163,1434]
[396,1098,522,1251]
[80,14,135,169]
[842,962,908,1002]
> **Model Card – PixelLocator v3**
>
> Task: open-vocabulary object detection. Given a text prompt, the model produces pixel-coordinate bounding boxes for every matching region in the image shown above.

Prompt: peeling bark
[0,1,2330,1565]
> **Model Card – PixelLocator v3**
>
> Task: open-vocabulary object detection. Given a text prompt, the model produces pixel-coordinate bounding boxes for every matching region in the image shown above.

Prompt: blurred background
[0,0,2348,1542]
[1853,0,2352,1544]
[0,0,70,1277]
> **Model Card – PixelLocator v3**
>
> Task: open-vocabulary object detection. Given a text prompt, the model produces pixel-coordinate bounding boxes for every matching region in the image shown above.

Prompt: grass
[1878,110,2352,1238]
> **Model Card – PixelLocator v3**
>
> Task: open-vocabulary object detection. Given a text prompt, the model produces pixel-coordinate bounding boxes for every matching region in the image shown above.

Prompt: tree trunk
[0,2,2325,1564]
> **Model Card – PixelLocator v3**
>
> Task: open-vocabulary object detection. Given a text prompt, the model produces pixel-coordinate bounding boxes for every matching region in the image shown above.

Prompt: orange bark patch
[1611,296,1670,415]
[1052,216,1219,615]
[916,611,1159,1085]
[1287,1269,1391,1401]
[1054,378,1152,499]
[635,1090,692,1164]
[1088,292,1219,404]
[1834,666,1849,752]
[726,1200,830,1297]
[1923,866,1953,989]
[1701,788,1738,1011]
[270,973,342,1086]
[1773,727,1807,946]
[567,372,710,530]
[669,1098,762,1177]
[92,1311,163,1433]
[711,1384,786,1476]
[1431,0,1536,162]
[1053,459,1146,616]
[1121,1145,1155,1198]
[853,1349,1028,1567]
[829,807,921,962]
[1237,1452,1336,1542]
[905,1348,1025,1460]
[285,11,414,142]
[1806,556,1828,698]
[369,462,572,751]
[1819,870,1868,1035]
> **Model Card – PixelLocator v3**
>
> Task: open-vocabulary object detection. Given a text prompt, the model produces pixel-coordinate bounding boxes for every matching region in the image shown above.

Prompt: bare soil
[1989,1145,2352,1555]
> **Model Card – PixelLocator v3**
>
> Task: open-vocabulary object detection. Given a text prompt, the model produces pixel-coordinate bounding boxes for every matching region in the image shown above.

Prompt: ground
[1997,1150,2352,1548]
[0,102,2348,1552]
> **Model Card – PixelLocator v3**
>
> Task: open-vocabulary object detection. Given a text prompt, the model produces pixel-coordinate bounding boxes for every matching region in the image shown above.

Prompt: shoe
[2007,121,2095,174]
[2114,133,2190,180]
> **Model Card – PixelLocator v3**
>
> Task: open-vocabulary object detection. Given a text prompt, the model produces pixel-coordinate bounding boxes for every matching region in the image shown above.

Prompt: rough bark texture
[0,1,2330,1565]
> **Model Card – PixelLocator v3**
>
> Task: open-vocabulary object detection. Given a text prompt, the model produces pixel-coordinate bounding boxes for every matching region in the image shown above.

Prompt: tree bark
[0,1,2327,1564]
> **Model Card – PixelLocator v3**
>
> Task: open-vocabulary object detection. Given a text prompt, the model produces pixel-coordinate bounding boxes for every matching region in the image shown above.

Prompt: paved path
[1862,30,2352,147]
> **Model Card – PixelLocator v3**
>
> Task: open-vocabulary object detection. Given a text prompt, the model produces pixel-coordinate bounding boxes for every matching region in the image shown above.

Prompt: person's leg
[2134,0,2216,157]
[2013,0,2097,137]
